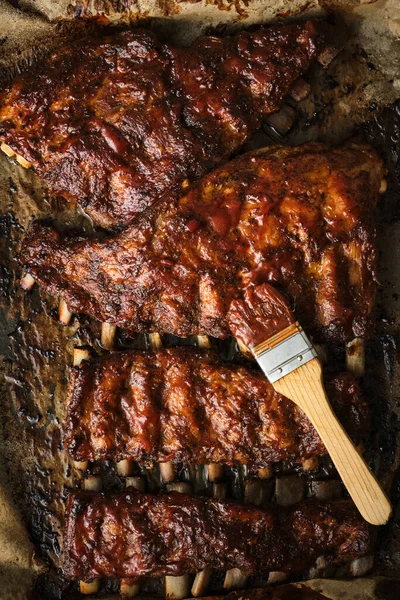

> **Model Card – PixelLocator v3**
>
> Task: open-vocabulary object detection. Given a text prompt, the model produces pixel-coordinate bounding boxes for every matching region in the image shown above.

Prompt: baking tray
[0,1,399,599]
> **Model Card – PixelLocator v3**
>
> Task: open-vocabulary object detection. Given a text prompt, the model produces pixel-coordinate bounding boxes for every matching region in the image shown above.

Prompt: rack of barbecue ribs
[21,141,385,343]
[65,347,369,466]
[0,21,334,230]
[64,489,372,581]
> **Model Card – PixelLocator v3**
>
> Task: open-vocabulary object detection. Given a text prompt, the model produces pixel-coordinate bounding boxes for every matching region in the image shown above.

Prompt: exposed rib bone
[73,348,91,367]
[73,460,89,471]
[267,571,288,584]
[348,554,374,576]
[236,339,252,358]
[16,154,32,168]
[317,44,340,67]
[20,273,35,291]
[0,143,32,167]
[80,580,100,595]
[301,456,319,472]
[196,335,212,349]
[345,338,365,378]
[125,477,146,492]
[159,462,176,483]
[166,482,192,494]
[101,323,117,350]
[223,568,248,591]
[59,298,72,325]
[257,466,273,479]
[148,332,163,349]
[117,459,134,477]
[120,580,140,598]
[1,142,15,157]
[244,479,267,506]
[379,179,387,194]
[83,476,102,492]
[165,575,192,600]
[207,464,224,482]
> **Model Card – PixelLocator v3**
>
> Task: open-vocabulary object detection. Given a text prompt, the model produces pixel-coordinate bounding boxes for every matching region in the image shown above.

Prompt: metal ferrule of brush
[253,322,318,383]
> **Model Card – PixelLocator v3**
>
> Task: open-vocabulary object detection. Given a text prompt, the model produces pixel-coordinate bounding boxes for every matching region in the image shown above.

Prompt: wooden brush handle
[274,357,391,526]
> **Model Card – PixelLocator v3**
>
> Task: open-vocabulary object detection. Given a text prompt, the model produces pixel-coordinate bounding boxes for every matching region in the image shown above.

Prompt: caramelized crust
[65,347,369,466]
[64,490,372,581]
[0,22,327,229]
[21,142,384,342]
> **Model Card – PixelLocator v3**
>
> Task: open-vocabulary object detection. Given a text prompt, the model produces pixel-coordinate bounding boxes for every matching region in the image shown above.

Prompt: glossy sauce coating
[0,22,326,229]
[64,490,372,581]
[228,283,295,348]
[22,142,384,343]
[65,347,368,466]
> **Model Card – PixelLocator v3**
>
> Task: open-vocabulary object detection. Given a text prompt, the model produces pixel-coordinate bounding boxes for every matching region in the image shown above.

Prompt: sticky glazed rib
[65,347,369,466]
[64,490,372,581]
[21,142,384,343]
[0,22,329,230]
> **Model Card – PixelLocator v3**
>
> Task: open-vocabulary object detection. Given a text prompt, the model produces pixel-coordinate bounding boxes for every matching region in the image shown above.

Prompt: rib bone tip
[80,579,100,594]
[148,332,163,349]
[120,581,140,597]
[207,463,224,483]
[1,142,15,157]
[20,273,35,291]
[83,476,102,492]
[257,465,273,479]
[117,459,134,477]
[165,574,192,600]
[223,567,247,590]
[159,462,176,483]
[16,153,32,168]
[196,335,211,349]
[59,298,72,325]
[301,456,319,472]
[236,339,252,358]
[101,322,117,350]
[379,179,387,194]
[191,567,212,597]
[73,348,90,367]
[345,338,365,378]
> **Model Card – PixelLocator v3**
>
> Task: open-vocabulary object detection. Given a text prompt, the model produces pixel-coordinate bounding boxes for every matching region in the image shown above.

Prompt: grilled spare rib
[21,142,384,343]
[65,347,369,466]
[0,22,330,230]
[64,490,372,581]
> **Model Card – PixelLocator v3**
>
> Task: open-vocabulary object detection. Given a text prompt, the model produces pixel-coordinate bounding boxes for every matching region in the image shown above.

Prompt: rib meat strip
[21,142,384,343]
[0,22,330,229]
[64,490,372,581]
[65,347,369,466]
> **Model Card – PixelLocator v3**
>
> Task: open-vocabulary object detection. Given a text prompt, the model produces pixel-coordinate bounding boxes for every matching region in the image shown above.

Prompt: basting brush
[229,283,391,526]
